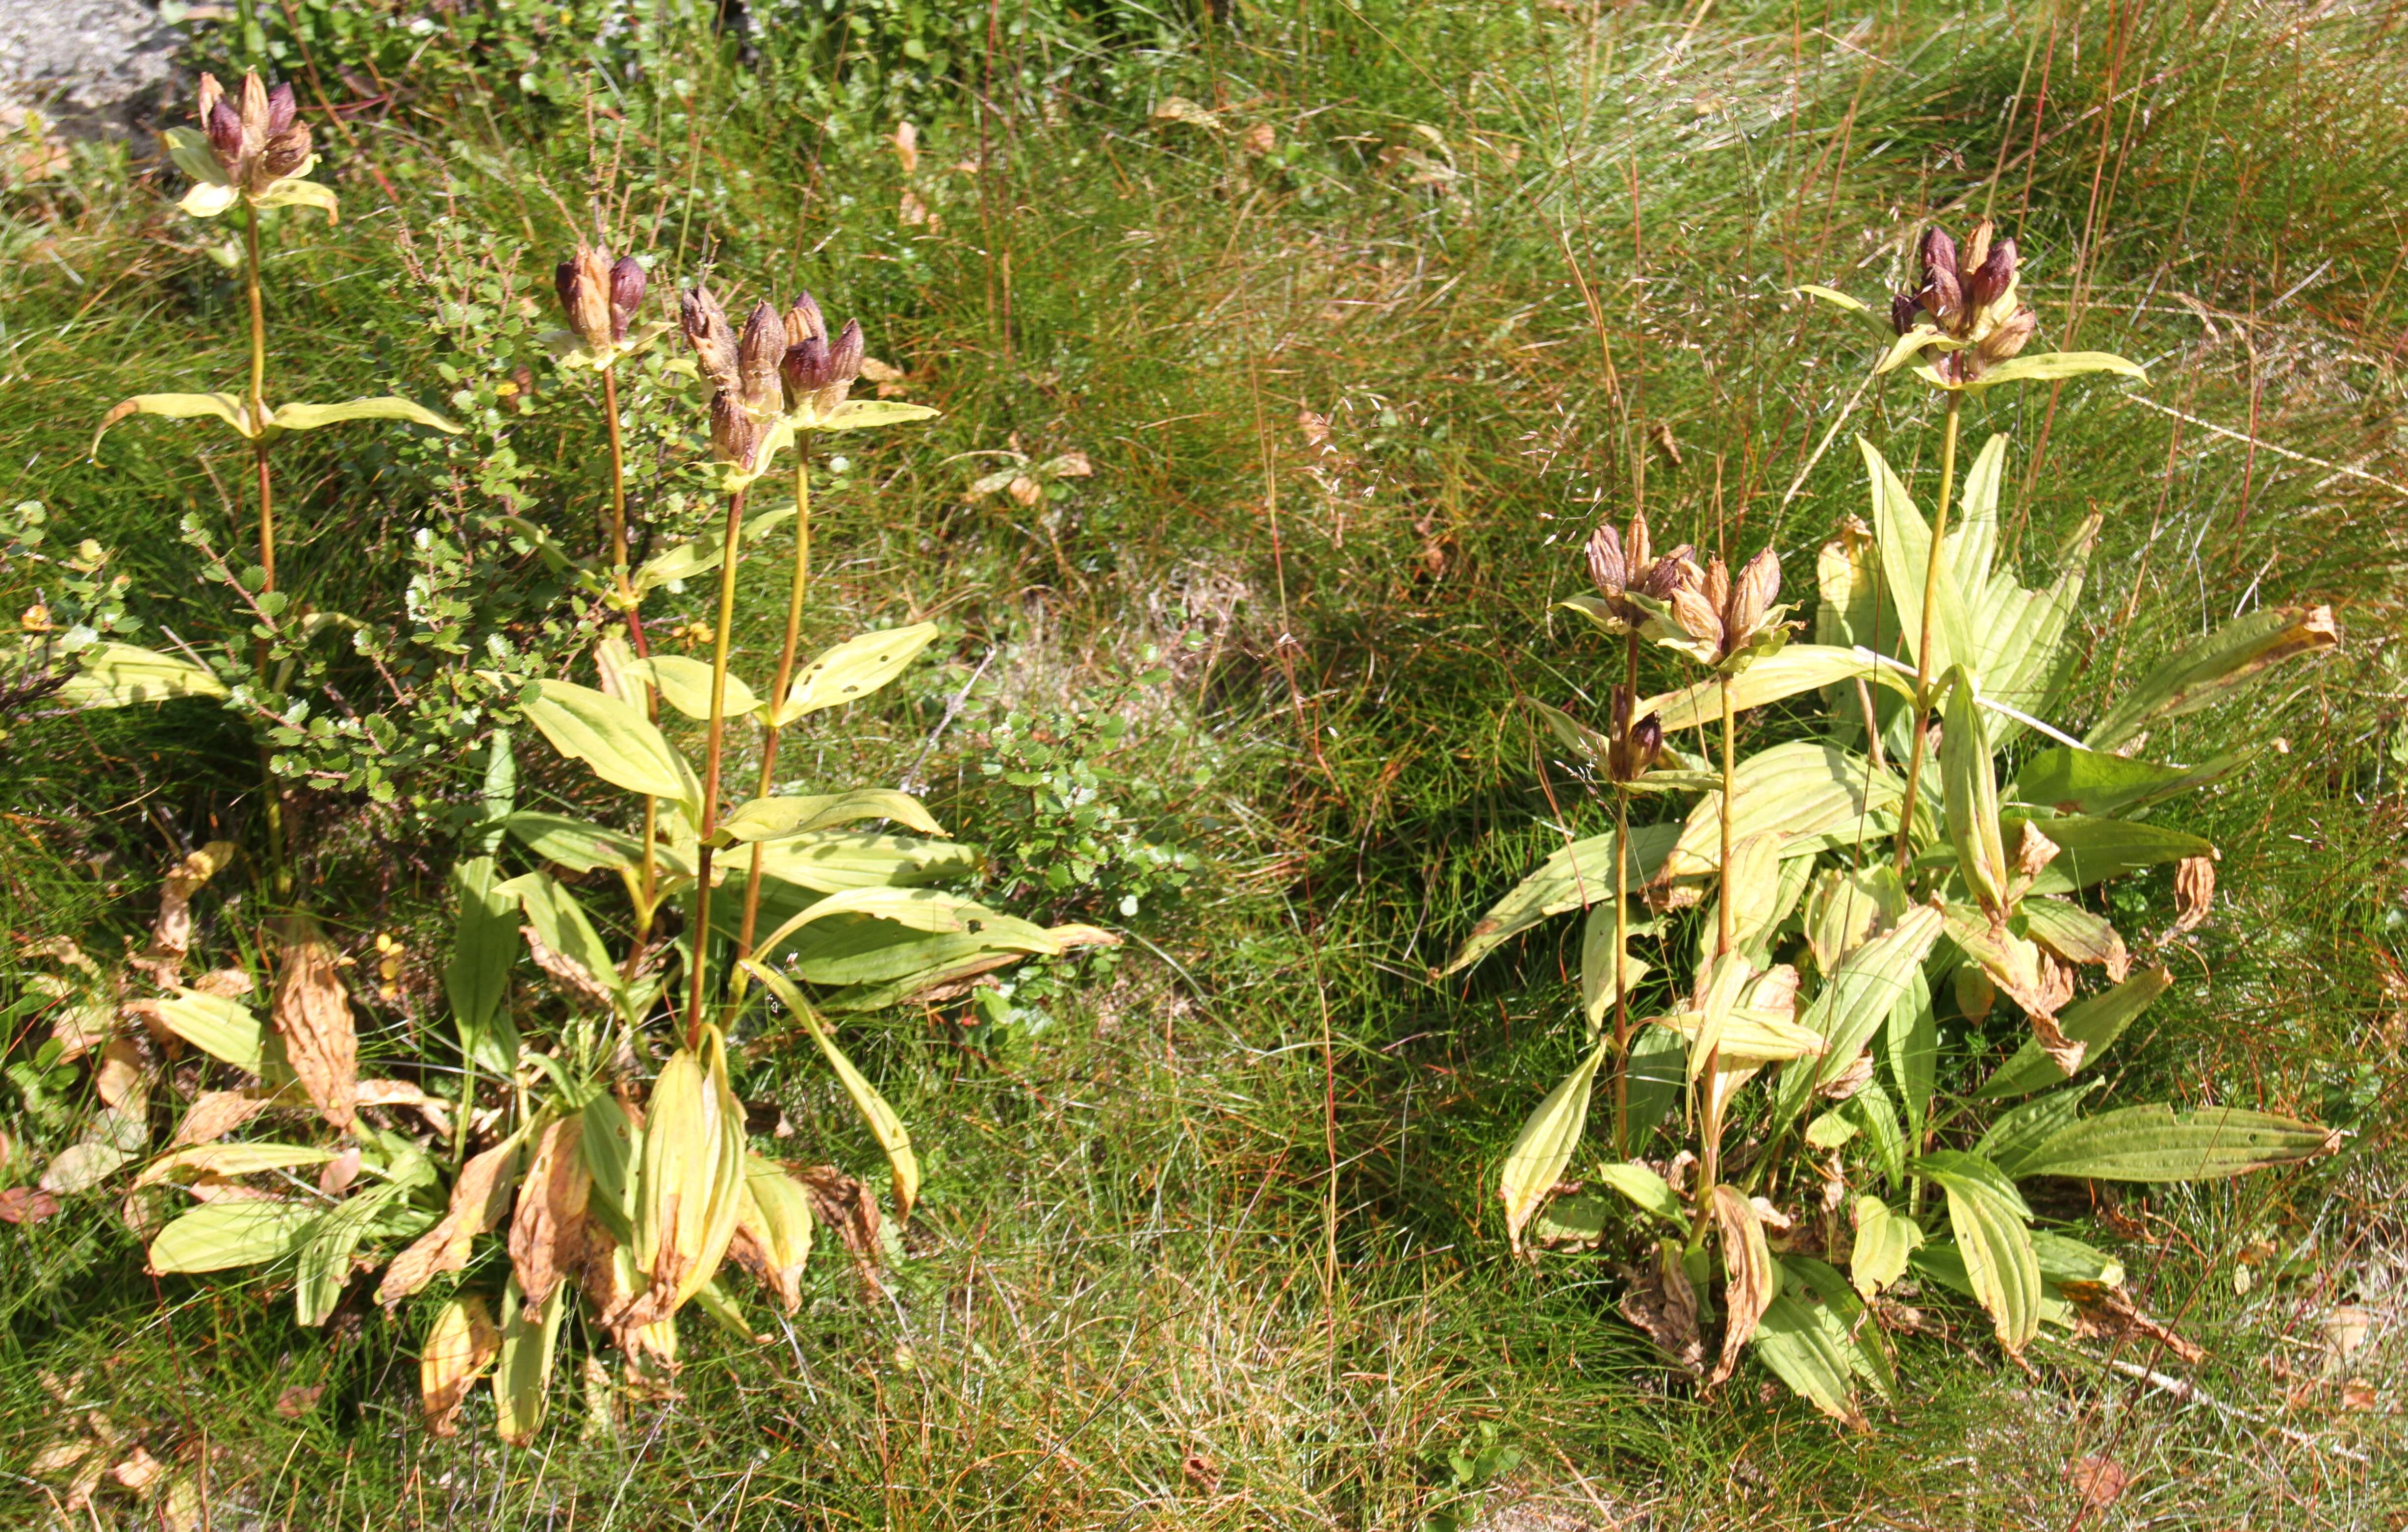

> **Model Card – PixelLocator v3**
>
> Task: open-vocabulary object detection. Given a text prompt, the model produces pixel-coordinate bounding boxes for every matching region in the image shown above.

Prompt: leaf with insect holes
[147,1200,320,1274]
[57,643,229,709]
[1916,1151,2041,1353]
[1966,351,2146,389]
[743,961,922,1217]
[2013,1106,2338,1183]
[250,176,338,222]
[772,623,942,725]
[519,677,697,806]
[271,397,462,434]
[2084,605,2339,753]
[1493,1038,1609,1256]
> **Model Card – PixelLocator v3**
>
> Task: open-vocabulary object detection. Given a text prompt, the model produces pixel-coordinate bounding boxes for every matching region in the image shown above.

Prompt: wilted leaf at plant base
[0,1187,62,1223]
[494,1275,567,1446]
[801,1164,888,1301]
[132,1142,334,1192]
[147,1199,319,1274]
[2013,1105,2339,1182]
[630,1027,747,1322]
[1915,1151,2041,1353]
[1710,1186,1777,1386]
[772,622,943,725]
[2084,604,2337,753]
[267,916,357,1128]
[420,1295,501,1438]
[377,1132,527,1306]
[509,1114,592,1317]
[2172,855,2216,933]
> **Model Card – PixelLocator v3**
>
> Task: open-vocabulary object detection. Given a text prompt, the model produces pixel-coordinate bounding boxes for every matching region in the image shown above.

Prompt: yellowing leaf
[1966,351,2146,389]
[1941,668,2007,912]
[1496,1039,1609,1256]
[716,788,943,844]
[57,643,229,709]
[520,678,696,805]
[632,504,796,595]
[493,1275,566,1446]
[1639,645,1908,733]
[1916,1151,2040,1353]
[131,988,263,1073]
[1593,1161,1684,1227]
[622,654,761,721]
[773,623,942,724]
[92,393,257,456]
[1849,1194,1923,1297]
[809,399,941,433]
[147,1200,318,1274]
[743,962,921,1218]
[421,1295,501,1437]
[271,396,462,434]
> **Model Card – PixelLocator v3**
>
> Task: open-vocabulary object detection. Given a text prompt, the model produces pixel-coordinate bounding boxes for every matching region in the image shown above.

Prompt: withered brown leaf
[272,916,357,1128]
[377,1135,525,1307]
[1709,1185,1774,1387]
[2173,855,2216,934]
[509,1114,592,1317]
[1618,1240,1705,1378]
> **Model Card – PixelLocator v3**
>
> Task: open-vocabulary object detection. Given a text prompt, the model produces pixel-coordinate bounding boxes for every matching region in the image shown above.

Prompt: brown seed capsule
[206,99,244,167]
[196,72,224,126]
[1629,713,1665,770]
[784,290,826,345]
[1919,226,1959,288]
[1920,265,1964,332]
[1586,522,1628,597]
[265,81,298,137]
[1700,555,1731,619]
[257,124,311,183]
[558,246,614,350]
[1728,547,1781,640]
[1961,219,1993,283]
[710,391,759,468]
[608,257,646,339]
[816,318,865,413]
[681,285,740,394]
[780,334,832,401]
[738,301,789,416]
[1624,510,1653,573]
[1669,584,1724,650]
[238,71,271,157]
[1967,236,2018,312]
[1977,306,2038,364]
[1891,292,1922,336]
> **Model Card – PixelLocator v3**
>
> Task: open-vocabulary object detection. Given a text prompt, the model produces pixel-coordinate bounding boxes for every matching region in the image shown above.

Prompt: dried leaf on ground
[2067,1282,2203,1364]
[0,1187,61,1223]
[171,1088,274,1146]
[1618,1242,1705,1377]
[801,1164,886,1298]
[130,841,239,984]
[110,1444,167,1492]
[274,1383,325,1418]
[272,916,357,1127]
[2066,1454,2128,1508]
[2173,855,2216,933]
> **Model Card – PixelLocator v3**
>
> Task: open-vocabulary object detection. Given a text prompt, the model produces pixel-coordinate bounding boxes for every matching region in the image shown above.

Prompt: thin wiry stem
[1894,390,1965,876]
[1608,631,1639,1158]
[734,439,813,979]
[598,364,661,943]
[245,205,289,903]
[685,483,749,1049]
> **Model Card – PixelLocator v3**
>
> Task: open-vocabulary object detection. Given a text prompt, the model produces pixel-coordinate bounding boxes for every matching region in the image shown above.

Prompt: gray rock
[0,0,182,139]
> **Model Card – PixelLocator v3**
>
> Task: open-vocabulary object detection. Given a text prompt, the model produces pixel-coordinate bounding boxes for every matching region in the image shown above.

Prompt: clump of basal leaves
[17,72,1114,1467]
[1460,220,2345,1424]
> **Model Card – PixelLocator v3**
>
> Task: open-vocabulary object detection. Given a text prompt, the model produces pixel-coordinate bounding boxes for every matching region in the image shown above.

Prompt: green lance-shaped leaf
[2032,1231,2126,1290]
[1885,968,1938,1142]
[1973,1080,2102,1178]
[1914,1150,2041,1353]
[1788,1255,1896,1398]
[1663,741,1902,884]
[631,504,796,594]
[143,988,264,1074]
[148,1200,319,1274]
[1965,351,2147,390]
[446,856,522,1075]
[1445,819,1684,974]
[270,396,463,434]
[55,642,230,709]
[1579,900,1651,1041]
[772,622,943,725]
[497,871,627,1015]
[2084,605,2340,753]
[1979,965,2171,1097]
[1770,904,1944,1125]
[1637,645,1912,734]
[715,789,944,845]
[1792,284,1871,314]
[519,677,697,807]
[1751,1283,1863,1424]
[1495,1039,1610,1255]
[503,814,652,877]
[1860,437,1979,682]
[493,1274,568,1446]
[749,885,988,961]
[1944,434,2010,596]
[2013,1105,2337,1182]
[2000,815,2212,895]
[1848,1195,1923,1298]
[806,399,942,433]
[733,831,982,895]
[1592,1160,1684,1228]
[623,655,762,722]
[741,961,921,1218]
[1940,668,2008,912]
[296,1182,408,1327]
[2008,745,2245,818]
